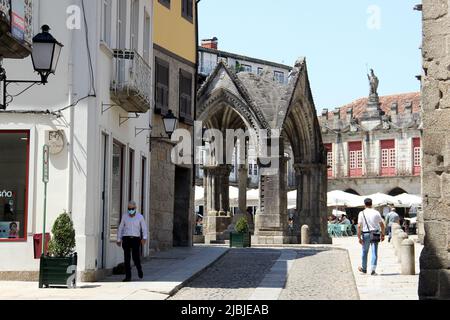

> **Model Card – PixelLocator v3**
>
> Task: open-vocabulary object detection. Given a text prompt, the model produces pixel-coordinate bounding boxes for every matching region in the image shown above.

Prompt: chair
[340,224,348,237]
[346,224,354,236]
[333,224,342,237]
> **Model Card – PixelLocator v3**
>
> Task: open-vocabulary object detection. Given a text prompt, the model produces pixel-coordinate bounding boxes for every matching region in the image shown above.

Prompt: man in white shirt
[385,206,400,242]
[117,201,148,282]
[357,198,385,276]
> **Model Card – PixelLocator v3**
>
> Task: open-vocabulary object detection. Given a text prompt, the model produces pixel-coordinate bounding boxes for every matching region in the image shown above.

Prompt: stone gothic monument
[196,58,331,245]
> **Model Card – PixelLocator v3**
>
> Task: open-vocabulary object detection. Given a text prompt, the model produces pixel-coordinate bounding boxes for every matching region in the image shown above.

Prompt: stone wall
[419,0,450,300]
[150,47,195,251]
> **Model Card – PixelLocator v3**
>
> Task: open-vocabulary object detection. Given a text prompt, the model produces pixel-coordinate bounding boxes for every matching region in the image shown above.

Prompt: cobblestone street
[170,247,359,300]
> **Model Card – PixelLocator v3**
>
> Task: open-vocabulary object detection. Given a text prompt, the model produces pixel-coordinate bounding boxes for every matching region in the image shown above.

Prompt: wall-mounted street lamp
[135,110,178,149]
[0,25,63,110]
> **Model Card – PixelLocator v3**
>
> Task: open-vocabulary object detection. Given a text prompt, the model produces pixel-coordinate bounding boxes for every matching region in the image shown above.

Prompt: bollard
[396,232,408,262]
[393,229,404,255]
[400,239,416,275]
[391,223,401,243]
[301,225,310,245]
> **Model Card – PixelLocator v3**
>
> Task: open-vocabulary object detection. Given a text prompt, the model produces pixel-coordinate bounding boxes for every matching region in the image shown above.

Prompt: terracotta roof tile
[327,92,421,120]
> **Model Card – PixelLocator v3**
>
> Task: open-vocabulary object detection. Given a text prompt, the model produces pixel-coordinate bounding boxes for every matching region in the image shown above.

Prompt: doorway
[99,133,109,269]
[173,167,191,247]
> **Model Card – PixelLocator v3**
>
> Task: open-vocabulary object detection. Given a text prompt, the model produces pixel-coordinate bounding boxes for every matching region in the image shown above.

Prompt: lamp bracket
[119,113,140,126]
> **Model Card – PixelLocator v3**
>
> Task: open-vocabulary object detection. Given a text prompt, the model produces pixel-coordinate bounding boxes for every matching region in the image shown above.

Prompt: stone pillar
[420,0,450,300]
[294,163,331,244]
[203,165,233,243]
[238,165,248,216]
[254,141,289,245]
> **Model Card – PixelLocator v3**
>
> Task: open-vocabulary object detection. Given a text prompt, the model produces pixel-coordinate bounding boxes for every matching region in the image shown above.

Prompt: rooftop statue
[368,69,379,96]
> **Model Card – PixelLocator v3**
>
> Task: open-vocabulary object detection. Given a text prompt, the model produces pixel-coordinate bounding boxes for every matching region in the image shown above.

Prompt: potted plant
[39,212,77,288]
[230,217,251,248]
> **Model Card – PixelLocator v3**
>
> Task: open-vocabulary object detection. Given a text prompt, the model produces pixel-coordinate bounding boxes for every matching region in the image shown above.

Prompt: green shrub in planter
[39,212,77,289]
[230,217,251,248]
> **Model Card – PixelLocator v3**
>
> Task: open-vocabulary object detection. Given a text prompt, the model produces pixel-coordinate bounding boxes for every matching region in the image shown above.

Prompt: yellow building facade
[150,0,197,251]
[153,0,197,63]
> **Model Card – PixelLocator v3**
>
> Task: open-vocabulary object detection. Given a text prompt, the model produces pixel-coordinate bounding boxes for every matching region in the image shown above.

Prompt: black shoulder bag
[362,211,381,243]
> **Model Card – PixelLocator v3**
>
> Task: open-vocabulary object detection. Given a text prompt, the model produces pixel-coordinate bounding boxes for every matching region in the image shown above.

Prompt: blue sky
[198,0,422,111]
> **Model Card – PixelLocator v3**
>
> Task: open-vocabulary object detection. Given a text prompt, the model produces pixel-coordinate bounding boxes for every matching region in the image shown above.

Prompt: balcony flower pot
[230,217,251,248]
[39,212,77,288]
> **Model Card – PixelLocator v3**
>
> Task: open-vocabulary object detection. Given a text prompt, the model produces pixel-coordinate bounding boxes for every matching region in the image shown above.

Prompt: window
[143,13,151,63]
[413,138,421,175]
[0,131,29,241]
[241,64,252,72]
[179,69,193,121]
[380,140,396,176]
[128,149,135,202]
[159,0,170,9]
[257,67,264,75]
[101,0,112,47]
[117,0,127,49]
[110,141,124,241]
[348,141,363,177]
[325,143,333,178]
[182,0,193,22]
[274,71,285,84]
[253,164,258,176]
[130,0,139,51]
[141,157,147,214]
[155,58,169,114]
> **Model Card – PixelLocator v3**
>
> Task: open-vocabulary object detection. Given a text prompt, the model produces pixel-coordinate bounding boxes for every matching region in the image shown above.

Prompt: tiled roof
[326,92,421,119]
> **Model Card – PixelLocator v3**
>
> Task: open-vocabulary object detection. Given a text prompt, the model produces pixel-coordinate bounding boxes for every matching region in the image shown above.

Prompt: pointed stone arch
[196,58,330,244]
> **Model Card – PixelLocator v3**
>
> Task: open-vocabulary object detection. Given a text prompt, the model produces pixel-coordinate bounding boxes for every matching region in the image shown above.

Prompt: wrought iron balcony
[0,0,33,59]
[111,49,152,113]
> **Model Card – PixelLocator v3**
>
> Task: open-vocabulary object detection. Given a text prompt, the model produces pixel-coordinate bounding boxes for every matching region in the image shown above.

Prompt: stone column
[203,165,233,243]
[254,141,289,245]
[294,163,331,244]
[238,165,248,216]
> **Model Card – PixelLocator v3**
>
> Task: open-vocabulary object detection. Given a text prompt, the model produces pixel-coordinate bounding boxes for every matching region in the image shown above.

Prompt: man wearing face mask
[117,201,148,282]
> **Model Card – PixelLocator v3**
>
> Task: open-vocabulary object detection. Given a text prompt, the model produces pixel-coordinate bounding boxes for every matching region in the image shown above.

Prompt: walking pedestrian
[357,198,386,276]
[116,201,148,282]
[385,206,400,242]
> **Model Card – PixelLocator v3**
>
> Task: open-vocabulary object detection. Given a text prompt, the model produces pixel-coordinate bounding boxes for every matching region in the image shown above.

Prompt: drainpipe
[67,0,76,215]
[193,0,201,187]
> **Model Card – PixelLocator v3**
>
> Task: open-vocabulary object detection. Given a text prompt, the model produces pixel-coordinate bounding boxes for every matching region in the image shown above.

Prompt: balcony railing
[111,49,152,113]
[0,0,33,59]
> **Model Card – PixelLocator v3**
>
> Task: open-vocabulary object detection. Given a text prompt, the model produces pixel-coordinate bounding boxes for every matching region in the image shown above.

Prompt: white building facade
[198,38,292,85]
[0,0,153,282]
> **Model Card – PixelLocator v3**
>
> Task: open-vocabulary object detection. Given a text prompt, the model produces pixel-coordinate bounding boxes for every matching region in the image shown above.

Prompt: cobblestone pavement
[170,249,281,300]
[279,248,359,300]
[171,247,359,300]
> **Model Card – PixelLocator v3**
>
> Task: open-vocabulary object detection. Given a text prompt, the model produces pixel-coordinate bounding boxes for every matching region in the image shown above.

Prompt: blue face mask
[128,209,136,216]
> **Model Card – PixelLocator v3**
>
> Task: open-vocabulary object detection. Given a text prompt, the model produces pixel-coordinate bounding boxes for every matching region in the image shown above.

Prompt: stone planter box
[230,232,251,248]
[39,253,77,288]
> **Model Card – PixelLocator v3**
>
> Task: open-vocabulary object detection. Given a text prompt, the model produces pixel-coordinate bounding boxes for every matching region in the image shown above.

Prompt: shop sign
[0,190,13,198]
[43,145,49,183]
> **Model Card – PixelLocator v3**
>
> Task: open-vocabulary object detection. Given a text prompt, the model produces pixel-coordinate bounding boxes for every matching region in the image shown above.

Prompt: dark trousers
[122,236,142,279]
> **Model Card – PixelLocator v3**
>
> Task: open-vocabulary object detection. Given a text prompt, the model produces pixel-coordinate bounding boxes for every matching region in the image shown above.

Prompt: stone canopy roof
[326,92,421,120]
